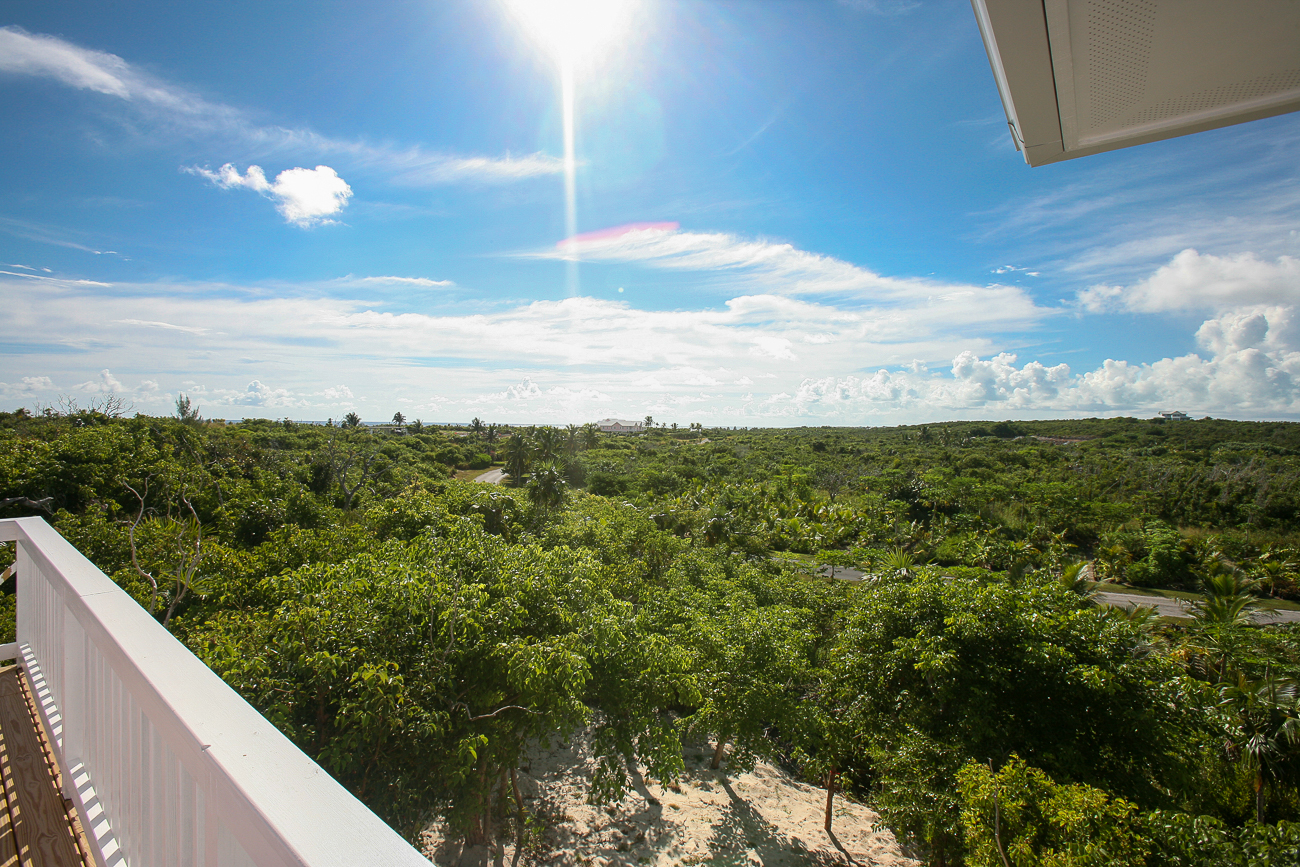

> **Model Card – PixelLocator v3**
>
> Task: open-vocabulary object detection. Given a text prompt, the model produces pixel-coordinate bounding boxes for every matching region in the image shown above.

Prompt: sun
[503,0,638,68]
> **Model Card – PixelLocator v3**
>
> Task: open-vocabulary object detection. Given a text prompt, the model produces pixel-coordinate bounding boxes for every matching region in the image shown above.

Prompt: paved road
[474,467,508,484]
[1094,590,1300,624]
[811,569,1300,625]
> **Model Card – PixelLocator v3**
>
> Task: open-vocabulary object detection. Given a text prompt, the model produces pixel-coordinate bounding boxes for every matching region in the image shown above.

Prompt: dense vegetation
[3,404,1300,865]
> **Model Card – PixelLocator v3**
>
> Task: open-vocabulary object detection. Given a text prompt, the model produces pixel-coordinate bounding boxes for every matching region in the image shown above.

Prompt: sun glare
[504,0,637,68]
[504,0,640,297]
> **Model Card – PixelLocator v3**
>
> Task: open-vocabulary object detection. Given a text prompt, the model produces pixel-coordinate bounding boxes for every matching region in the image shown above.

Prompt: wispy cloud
[0,26,563,186]
[0,269,112,287]
[0,215,125,257]
[187,163,353,227]
[114,319,209,335]
[541,225,1050,324]
[976,120,1300,285]
[338,275,456,289]
[838,0,921,15]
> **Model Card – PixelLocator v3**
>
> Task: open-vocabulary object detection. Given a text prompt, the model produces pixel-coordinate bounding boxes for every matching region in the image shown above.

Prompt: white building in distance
[596,418,645,434]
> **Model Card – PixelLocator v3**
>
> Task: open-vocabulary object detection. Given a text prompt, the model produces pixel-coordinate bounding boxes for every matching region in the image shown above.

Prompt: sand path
[421,737,916,867]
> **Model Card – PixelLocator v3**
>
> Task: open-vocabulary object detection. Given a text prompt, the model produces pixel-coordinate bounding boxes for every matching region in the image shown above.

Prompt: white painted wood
[0,517,430,867]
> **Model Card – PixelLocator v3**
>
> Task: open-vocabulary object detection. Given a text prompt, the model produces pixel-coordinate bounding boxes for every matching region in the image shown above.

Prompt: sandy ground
[420,736,918,867]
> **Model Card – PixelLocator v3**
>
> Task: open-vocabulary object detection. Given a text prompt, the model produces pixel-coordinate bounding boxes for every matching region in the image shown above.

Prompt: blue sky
[1,0,1298,425]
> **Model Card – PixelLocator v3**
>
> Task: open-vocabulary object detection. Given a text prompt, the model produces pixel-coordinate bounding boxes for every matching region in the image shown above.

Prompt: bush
[1126,522,1194,588]
[958,757,1300,867]
[959,756,1148,866]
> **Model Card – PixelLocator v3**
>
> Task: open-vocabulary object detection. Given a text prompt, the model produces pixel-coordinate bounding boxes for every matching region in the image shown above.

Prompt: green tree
[1218,672,1300,822]
[829,571,1179,863]
[175,393,203,426]
[502,434,531,486]
[527,460,567,518]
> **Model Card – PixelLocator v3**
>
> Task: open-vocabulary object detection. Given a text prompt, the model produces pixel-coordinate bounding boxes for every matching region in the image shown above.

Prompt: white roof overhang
[971,0,1300,166]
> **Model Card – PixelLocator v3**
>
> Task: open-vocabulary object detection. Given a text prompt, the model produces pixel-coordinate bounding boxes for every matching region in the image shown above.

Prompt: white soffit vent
[972,0,1300,166]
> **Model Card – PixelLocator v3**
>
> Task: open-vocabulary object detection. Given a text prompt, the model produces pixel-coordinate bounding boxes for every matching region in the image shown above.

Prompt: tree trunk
[510,768,526,867]
[465,757,493,847]
[824,765,837,832]
[1256,771,1265,824]
[711,735,729,770]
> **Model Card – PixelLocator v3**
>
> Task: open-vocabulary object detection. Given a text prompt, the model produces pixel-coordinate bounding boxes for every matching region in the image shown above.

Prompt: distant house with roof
[1157,410,1190,420]
[596,418,645,434]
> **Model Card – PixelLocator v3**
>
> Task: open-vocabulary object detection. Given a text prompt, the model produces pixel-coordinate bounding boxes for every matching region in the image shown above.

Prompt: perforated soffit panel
[971,0,1300,166]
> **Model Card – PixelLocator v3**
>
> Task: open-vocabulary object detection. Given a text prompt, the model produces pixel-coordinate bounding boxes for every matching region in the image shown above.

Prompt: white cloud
[5,247,1300,420]
[0,269,112,286]
[774,305,1300,418]
[319,385,354,401]
[1079,249,1300,313]
[191,164,352,227]
[74,369,125,394]
[0,376,54,398]
[0,26,562,187]
[346,275,454,288]
[115,318,208,334]
[535,227,1050,328]
[0,26,132,97]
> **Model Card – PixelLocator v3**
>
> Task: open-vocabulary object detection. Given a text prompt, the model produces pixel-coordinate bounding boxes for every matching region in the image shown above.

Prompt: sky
[1,0,1298,426]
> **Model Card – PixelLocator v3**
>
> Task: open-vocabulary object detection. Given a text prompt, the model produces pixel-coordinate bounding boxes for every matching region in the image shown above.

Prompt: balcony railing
[0,517,430,867]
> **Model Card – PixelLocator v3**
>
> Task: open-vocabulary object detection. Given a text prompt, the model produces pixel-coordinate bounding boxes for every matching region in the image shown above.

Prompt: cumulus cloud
[74,369,125,394]
[0,376,54,398]
[0,26,562,187]
[1078,249,1300,313]
[190,164,352,227]
[774,305,1300,418]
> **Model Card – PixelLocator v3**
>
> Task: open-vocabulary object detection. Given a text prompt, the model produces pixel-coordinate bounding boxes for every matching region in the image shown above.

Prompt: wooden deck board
[0,667,88,867]
[0,719,19,867]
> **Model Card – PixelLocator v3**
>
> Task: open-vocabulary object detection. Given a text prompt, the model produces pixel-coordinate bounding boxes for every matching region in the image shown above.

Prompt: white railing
[0,517,430,867]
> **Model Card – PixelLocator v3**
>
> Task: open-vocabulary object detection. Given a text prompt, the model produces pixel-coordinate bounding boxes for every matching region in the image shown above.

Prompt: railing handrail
[0,516,429,867]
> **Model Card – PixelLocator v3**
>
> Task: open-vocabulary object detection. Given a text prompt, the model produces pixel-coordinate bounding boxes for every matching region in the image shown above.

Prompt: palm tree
[582,423,600,450]
[534,427,561,463]
[527,460,567,516]
[565,424,581,456]
[503,434,531,486]
[1219,671,1300,822]
[391,411,406,426]
[1058,561,1095,598]
[342,411,362,428]
[471,417,484,434]
[881,547,918,578]
[1190,568,1260,682]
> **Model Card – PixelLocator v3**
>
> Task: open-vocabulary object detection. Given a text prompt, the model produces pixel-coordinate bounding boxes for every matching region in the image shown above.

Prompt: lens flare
[505,0,640,295]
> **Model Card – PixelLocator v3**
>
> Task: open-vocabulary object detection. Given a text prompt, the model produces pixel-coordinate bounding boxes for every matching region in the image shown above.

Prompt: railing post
[61,612,84,800]
[13,538,29,657]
